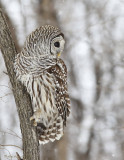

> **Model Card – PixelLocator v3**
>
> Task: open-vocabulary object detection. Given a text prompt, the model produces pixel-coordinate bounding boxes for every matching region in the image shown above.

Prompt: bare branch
[0,7,40,160]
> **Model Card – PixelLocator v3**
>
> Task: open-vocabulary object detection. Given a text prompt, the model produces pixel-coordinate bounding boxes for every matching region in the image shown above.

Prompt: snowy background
[1,0,124,160]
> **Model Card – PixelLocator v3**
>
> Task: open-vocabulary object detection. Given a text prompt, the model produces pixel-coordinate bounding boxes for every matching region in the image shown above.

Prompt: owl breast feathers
[14,25,70,144]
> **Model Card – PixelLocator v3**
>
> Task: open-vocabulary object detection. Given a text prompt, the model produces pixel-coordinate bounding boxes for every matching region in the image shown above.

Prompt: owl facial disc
[51,35,65,57]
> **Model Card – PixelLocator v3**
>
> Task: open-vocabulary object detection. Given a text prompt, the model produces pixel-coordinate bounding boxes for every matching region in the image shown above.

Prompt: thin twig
[7,128,22,139]
[0,147,12,160]
[0,130,22,140]
[0,92,12,99]
[0,144,22,150]
[3,71,8,75]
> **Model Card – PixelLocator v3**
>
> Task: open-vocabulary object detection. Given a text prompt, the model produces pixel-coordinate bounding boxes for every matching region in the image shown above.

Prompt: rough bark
[0,8,40,160]
[0,2,21,52]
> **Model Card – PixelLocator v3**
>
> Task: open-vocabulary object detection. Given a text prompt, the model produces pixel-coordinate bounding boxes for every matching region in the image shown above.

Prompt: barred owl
[14,25,70,144]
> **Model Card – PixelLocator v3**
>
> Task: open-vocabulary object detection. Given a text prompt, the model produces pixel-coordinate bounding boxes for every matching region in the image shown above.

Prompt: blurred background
[0,0,124,159]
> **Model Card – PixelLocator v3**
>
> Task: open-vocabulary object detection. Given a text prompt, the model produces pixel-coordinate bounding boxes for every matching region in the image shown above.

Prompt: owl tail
[37,116,64,144]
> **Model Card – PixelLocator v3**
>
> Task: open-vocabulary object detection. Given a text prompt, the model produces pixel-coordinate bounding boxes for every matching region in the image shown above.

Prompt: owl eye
[54,42,60,48]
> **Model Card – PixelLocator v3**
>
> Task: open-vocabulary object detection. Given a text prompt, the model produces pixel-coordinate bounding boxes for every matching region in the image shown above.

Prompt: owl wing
[47,58,70,126]
[14,53,57,78]
[24,56,57,76]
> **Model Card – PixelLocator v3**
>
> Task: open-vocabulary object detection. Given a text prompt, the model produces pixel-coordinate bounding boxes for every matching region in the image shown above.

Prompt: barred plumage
[14,25,70,144]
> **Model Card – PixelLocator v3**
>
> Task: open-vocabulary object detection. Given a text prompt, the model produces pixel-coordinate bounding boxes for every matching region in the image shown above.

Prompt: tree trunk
[0,8,40,160]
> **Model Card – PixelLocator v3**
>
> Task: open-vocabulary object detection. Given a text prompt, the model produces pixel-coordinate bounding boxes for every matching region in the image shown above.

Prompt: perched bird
[14,25,70,144]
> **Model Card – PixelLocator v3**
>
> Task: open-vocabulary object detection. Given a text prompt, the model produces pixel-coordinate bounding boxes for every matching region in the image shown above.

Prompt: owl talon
[30,116,37,126]
[33,121,37,126]
[30,116,34,121]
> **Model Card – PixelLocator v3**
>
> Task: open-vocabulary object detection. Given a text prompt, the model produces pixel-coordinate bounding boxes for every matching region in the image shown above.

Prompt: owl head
[23,25,65,58]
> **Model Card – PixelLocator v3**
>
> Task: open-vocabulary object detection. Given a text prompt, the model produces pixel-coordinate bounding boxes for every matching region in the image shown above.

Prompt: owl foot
[30,116,37,126]
[30,109,42,126]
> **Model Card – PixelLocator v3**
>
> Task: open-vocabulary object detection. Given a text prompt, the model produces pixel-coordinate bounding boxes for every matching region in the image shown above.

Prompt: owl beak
[57,52,61,57]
